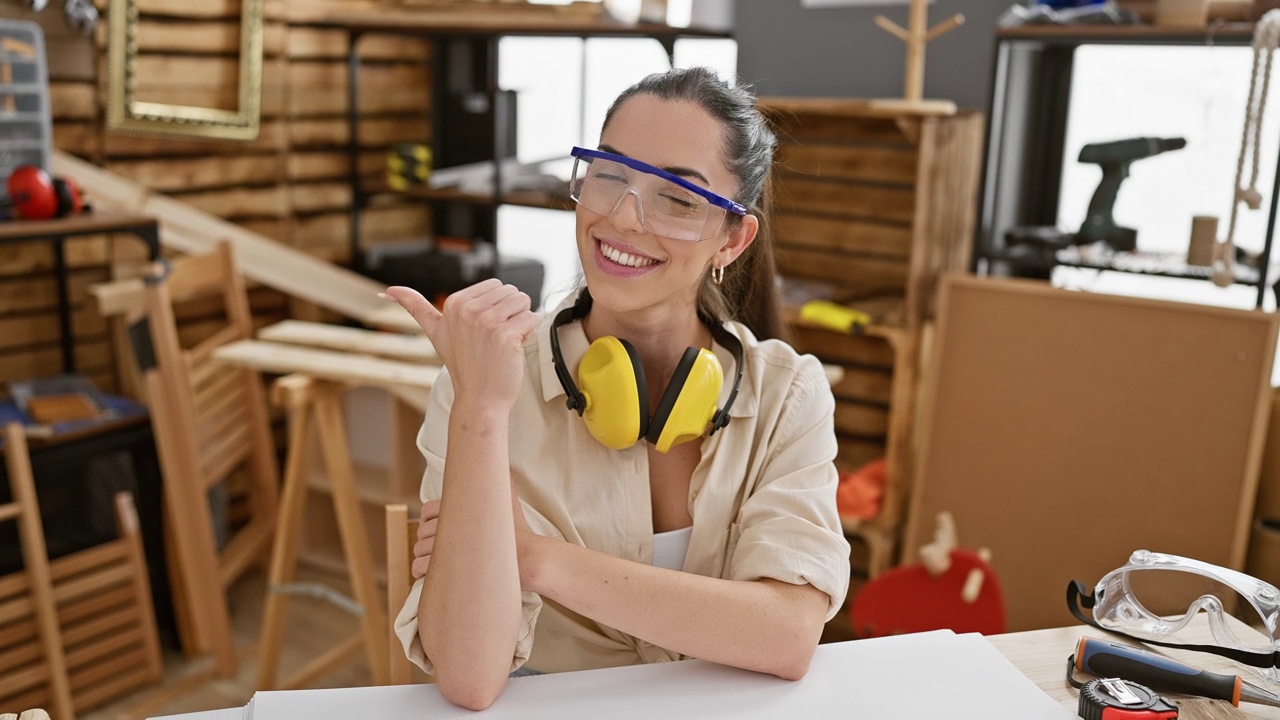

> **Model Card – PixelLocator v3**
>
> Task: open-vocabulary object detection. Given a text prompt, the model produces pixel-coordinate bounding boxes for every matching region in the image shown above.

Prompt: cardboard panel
[904,275,1278,632]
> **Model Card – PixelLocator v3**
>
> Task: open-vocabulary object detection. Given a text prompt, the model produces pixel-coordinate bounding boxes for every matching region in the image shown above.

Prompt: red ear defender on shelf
[7,165,85,220]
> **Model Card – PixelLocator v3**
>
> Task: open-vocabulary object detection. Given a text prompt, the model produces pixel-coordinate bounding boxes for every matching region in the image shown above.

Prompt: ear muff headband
[550,289,745,451]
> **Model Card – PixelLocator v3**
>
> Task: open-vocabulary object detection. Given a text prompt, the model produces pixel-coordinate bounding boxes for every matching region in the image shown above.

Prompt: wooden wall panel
[0,0,433,395]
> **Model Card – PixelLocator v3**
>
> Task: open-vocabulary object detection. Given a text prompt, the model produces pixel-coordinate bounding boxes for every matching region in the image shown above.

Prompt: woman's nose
[608,188,647,233]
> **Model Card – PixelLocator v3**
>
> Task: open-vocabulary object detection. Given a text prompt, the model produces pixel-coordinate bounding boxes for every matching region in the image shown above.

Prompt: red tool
[7,166,85,220]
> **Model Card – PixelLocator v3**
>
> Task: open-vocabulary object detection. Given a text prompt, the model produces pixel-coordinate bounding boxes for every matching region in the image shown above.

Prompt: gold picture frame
[106,0,264,141]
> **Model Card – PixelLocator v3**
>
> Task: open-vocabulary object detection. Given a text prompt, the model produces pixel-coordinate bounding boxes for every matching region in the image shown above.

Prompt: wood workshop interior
[3,0,1280,718]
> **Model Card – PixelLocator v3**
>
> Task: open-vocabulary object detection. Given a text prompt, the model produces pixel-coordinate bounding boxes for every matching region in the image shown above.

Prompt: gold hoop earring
[711,265,724,285]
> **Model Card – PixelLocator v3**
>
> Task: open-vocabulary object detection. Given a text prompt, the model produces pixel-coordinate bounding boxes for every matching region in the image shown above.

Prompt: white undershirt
[651,525,693,571]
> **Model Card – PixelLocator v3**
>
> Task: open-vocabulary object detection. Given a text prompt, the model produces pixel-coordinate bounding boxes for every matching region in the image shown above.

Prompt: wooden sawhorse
[213,326,438,690]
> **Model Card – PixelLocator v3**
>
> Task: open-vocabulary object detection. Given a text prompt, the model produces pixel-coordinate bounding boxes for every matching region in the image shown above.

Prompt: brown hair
[602,67,788,343]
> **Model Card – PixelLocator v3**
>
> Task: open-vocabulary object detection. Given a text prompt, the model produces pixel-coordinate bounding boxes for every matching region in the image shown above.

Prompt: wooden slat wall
[0,0,435,394]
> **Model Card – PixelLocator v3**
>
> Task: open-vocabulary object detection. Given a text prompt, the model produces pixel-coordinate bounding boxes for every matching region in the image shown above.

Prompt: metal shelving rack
[975,23,1278,309]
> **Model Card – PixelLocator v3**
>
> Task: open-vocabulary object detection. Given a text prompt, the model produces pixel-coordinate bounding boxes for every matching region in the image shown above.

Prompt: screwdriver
[1075,636,1280,708]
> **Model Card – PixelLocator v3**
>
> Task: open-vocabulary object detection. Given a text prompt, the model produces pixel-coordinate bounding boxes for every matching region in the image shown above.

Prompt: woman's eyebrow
[599,144,711,186]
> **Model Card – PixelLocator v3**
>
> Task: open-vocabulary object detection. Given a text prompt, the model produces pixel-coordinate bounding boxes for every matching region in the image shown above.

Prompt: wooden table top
[990,624,1279,719]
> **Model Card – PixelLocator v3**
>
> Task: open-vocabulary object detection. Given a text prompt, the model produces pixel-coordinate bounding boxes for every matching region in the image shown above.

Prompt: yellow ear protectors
[550,289,744,453]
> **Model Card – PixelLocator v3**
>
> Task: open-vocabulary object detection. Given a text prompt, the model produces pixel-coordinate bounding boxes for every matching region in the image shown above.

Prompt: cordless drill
[1075,136,1186,251]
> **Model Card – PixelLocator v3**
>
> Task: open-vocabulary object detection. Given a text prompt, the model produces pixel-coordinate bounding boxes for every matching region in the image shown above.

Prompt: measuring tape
[1078,677,1178,719]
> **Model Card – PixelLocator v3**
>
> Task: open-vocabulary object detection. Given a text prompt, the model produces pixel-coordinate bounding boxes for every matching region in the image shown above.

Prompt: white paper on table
[166,630,1078,720]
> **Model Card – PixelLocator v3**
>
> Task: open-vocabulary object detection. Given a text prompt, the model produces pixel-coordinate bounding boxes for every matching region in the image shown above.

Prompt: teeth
[601,242,657,268]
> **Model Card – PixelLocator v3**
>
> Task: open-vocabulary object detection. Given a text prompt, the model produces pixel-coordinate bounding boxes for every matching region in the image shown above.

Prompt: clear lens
[570,156,726,241]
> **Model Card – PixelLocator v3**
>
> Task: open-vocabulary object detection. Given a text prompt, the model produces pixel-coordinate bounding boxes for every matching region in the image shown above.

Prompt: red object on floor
[836,458,885,520]
[849,549,1006,638]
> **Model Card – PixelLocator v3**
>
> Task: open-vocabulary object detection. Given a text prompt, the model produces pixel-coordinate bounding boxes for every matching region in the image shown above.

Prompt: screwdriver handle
[1077,637,1242,706]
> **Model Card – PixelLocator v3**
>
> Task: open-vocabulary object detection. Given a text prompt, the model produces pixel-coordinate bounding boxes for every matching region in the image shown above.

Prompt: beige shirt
[394,295,851,675]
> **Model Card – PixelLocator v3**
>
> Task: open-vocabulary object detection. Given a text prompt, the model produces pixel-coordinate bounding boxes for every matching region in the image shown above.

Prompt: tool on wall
[1214,10,1280,287]
[1001,136,1186,275]
[23,0,98,34]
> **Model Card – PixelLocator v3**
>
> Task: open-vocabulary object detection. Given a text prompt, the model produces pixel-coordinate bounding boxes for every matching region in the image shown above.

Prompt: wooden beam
[53,150,393,326]
[212,339,438,390]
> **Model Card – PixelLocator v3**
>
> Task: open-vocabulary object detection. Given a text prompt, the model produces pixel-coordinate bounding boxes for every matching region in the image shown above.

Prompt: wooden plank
[776,244,910,293]
[214,340,438,390]
[290,182,351,214]
[288,61,431,117]
[45,34,96,82]
[773,213,913,260]
[172,186,290,220]
[289,116,432,149]
[776,143,918,185]
[287,150,386,182]
[773,175,916,224]
[132,19,288,56]
[790,326,896,368]
[0,270,110,312]
[258,320,438,362]
[52,121,99,158]
[50,82,97,121]
[101,121,288,158]
[115,0,288,20]
[762,108,914,146]
[287,27,430,60]
[0,341,112,384]
[290,205,430,252]
[833,401,889,438]
[0,308,109,352]
[55,150,394,325]
[828,365,893,405]
[905,113,984,326]
[106,155,285,194]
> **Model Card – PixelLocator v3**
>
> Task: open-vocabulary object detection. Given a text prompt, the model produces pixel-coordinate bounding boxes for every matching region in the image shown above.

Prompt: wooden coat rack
[873,0,964,114]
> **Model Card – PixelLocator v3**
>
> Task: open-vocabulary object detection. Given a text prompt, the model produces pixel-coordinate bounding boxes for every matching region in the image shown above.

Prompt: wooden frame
[106,0,265,140]
[903,274,1280,632]
[384,504,416,686]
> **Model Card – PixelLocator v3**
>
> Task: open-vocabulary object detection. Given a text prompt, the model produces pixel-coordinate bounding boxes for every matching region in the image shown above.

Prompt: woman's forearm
[523,536,829,680]
[418,401,523,709]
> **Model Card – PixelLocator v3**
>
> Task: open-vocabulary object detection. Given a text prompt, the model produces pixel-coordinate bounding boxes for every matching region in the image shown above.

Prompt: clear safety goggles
[1068,549,1280,683]
[569,146,747,242]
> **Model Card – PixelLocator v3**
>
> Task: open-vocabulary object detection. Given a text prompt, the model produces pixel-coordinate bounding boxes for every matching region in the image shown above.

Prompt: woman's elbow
[769,642,817,681]
[437,671,508,711]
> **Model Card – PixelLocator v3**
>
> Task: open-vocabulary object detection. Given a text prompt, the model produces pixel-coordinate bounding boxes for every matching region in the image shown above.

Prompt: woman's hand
[382,279,538,409]
[412,499,440,580]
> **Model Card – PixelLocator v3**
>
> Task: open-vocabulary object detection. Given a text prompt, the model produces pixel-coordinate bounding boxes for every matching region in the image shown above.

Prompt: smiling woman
[106,0,265,141]
[385,66,849,711]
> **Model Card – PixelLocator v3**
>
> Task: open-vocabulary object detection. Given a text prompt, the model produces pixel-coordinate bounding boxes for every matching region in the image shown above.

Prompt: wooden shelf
[292,9,730,40]
[994,22,1256,44]
[366,182,573,212]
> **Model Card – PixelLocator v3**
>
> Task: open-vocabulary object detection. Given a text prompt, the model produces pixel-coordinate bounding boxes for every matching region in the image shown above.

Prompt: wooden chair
[140,242,280,676]
[0,423,74,719]
[384,503,419,686]
[0,424,165,717]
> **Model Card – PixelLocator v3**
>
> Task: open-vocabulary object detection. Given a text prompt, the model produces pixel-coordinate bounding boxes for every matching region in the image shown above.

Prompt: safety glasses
[1068,549,1280,683]
[569,146,746,242]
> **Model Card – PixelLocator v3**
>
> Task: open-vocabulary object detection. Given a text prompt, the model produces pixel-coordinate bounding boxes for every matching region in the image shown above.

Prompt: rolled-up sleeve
[726,358,851,621]
[392,369,544,675]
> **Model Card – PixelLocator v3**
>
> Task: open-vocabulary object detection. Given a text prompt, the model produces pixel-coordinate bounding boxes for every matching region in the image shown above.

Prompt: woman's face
[576,94,757,322]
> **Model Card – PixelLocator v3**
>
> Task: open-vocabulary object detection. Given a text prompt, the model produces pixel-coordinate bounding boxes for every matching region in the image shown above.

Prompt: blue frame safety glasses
[569,146,747,242]
[1067,549,1280,684]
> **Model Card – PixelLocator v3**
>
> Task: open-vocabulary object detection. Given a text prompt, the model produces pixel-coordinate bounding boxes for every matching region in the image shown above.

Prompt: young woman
[382,66,849,711]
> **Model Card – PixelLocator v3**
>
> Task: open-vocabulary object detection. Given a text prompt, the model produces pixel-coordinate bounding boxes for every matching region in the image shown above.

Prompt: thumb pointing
[381,286,442,336]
